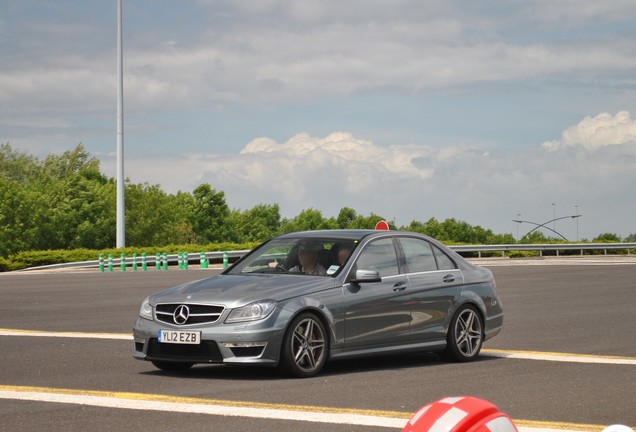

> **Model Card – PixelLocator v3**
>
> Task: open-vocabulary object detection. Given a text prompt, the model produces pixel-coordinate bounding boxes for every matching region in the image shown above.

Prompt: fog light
[224,342,267,358]
[224,342,267,348]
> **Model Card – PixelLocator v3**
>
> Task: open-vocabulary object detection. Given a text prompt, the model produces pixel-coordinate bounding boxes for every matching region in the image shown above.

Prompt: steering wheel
[274,264,288,273]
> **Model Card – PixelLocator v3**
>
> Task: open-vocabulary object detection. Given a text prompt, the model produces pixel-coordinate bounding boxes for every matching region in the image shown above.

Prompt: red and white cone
[403,396,518,432]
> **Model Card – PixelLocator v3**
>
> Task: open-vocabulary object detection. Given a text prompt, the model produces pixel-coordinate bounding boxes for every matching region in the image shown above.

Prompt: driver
[289,242,327,276]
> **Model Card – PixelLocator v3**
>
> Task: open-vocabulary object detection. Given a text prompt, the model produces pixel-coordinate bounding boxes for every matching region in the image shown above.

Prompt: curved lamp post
[513,215,582,241]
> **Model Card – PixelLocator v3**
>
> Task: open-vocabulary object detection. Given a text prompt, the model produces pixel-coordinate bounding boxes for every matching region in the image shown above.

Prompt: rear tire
[279,313,328,378]
[442,305,483,362]
[151,360,194,372]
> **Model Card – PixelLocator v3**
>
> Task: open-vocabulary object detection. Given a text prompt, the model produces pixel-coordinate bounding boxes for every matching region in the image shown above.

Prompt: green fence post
[132,253,138,271]
[99,254,104,272]
[142,253,147,271]
[120,253,126,272]
[155,253,160,270]
[108,254,113,272]
[163,252,168,270]
[184,252,189,270]
[223,251,229,269]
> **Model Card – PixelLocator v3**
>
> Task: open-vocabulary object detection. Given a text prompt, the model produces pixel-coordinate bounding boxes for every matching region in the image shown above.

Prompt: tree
[405,217,443,238]
[336,207,357,229]
[593,233,621,243]
[520,230,550,243]
[42,144,101,181]
[125,183,196,246]
[190,184,231,243]
[34,145,113,250]
[280,208,337,233]
[0,178,46,256]
[0,143,42,182]
[232,203,281,242]
[349,213,389,229]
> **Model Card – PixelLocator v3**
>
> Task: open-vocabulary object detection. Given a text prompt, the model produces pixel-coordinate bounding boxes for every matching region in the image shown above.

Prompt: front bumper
[132,316,285,367]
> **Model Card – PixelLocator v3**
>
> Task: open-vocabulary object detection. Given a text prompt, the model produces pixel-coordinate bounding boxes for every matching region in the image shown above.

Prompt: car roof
[251,229,475,272]
[275,229,409,241]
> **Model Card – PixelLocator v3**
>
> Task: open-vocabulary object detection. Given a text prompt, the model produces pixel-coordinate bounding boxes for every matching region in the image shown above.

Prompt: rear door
[398,236,464,342]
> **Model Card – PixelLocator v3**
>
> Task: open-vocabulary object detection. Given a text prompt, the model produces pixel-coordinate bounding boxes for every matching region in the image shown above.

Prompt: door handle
[443,274,455,283]
[393,282,407,291]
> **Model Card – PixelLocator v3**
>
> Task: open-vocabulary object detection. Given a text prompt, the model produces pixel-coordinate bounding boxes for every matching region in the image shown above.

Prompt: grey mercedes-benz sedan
[133,229,503,377]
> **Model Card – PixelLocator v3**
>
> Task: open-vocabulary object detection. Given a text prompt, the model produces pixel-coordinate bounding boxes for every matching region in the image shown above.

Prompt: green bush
[507,250,541,258]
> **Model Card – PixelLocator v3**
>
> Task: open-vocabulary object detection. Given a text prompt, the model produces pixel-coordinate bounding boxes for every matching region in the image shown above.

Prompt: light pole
[552,203,556,233]
[116,0,126,248]
[574,205,579,241]
[516,213,521,241]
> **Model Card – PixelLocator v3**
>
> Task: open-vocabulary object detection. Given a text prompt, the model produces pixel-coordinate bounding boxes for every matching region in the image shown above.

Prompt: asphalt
[0,261,634,431]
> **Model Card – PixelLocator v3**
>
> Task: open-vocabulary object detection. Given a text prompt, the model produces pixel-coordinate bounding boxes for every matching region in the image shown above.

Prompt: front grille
[155,303,225,326]
[146,338,223,363]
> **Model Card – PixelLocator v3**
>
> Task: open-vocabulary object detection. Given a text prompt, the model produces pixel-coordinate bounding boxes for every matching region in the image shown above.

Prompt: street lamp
[513,214,582,242]
[552,203,556,232]
[116,0,126,248]
[574,205,579,241]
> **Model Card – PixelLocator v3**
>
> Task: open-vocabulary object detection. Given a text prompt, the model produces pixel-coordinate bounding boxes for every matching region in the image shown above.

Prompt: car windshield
[227,237,360,277]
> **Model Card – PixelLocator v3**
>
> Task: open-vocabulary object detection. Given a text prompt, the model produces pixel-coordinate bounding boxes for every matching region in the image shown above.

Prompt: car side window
[400,237,437,272]
[355,238,399,277]
[433,245,456,270]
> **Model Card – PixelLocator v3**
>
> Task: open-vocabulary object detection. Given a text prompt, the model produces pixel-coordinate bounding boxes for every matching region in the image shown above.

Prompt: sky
[2,0,636,241]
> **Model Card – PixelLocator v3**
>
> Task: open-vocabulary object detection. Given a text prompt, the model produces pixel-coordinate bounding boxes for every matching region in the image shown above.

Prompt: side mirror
[350,269,381,284]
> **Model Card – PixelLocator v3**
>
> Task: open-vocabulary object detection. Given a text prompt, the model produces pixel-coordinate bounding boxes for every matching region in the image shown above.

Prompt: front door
[342,237,412,348]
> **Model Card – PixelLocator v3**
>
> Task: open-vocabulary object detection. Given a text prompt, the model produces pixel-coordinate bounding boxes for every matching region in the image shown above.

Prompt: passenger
[337,243,353,266]
[289,242,327,276]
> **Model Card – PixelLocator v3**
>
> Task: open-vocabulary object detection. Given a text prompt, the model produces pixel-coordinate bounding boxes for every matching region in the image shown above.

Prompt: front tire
[279,313,328,378]
[442,305,483,362]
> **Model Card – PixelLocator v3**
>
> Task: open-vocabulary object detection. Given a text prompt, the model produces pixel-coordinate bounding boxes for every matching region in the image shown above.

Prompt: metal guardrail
[16,243,636,272]
[452,242,636,258]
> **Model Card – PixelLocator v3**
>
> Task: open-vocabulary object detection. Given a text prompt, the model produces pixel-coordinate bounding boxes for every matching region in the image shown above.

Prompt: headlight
[225,301,276,324]
[139,298,153,320]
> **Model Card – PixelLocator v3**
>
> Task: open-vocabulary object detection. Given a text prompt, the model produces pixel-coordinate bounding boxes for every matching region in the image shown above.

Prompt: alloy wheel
[454,307,483,357]
[291,317,326,373]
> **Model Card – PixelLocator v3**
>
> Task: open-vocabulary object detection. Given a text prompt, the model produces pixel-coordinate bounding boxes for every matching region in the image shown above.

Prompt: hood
[150,274,336,308]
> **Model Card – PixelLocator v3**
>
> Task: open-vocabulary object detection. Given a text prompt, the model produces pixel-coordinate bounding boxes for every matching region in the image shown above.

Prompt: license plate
[158,330,201,345]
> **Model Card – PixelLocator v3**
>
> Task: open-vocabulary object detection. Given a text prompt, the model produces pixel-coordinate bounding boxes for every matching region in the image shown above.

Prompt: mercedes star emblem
[173,305,190,325]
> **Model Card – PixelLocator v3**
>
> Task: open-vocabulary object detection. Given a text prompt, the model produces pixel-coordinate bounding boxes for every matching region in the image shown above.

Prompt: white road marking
[0,328,132,340]
[0,388,406,428]
[1,329,634,366]
[482,349,636,365]
[0,386,606,432]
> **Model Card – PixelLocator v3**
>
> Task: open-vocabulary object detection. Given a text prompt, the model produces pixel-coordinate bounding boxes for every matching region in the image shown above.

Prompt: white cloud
[518,0,636,25]
[3,1,636,116]
[542,111,636,151]
[100,113,636,238]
